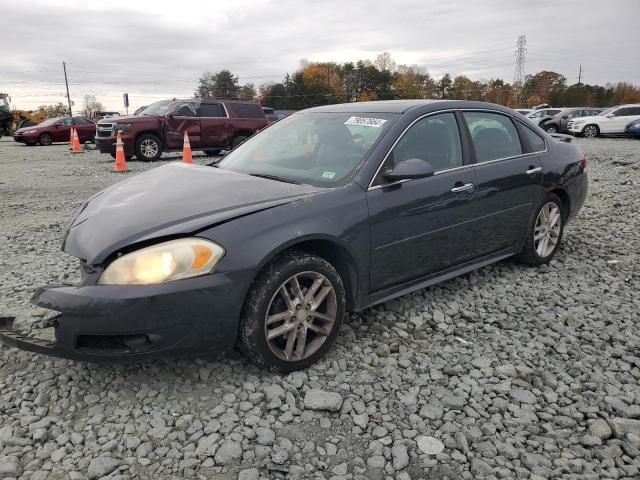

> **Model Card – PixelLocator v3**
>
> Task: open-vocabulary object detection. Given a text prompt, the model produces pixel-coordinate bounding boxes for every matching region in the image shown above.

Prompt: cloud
[4,0,639,110]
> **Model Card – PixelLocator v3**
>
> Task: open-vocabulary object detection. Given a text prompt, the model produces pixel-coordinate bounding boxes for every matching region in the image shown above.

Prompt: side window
[614,108,628,116]
[377,113,463,183]
[199,103,225,117]
[529,111,543,119]
[173,102,198,117]
[629,107,640,116]
[463,111,523,162]
[520,125,546,153]
[73,118,91,125]
[60,118,73,126]
[232,103,265,118]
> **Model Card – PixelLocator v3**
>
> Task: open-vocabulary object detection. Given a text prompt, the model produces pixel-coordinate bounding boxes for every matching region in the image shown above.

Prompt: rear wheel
[517,193,564,266]
[582,125,599,138]
[239,251,345,372]
[135,134,162,162]
[39,133,53,146]
[231,135,248,149]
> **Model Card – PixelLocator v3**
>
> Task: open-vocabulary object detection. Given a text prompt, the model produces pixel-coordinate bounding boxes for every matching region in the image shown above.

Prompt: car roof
[301,99,515,115]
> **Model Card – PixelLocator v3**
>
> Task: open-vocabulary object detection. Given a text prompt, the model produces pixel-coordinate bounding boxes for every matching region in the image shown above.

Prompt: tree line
[195,52,640,110]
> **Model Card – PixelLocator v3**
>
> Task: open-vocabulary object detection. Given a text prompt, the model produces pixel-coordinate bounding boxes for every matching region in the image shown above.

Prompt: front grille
[96,123,115,137]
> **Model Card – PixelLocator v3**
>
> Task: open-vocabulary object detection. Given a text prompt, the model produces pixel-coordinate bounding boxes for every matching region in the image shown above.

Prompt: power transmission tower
[512,35,526,107]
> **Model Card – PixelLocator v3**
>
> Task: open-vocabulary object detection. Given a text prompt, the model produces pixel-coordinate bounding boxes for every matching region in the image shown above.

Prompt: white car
[568,104,640,137]
[525,108,565,126]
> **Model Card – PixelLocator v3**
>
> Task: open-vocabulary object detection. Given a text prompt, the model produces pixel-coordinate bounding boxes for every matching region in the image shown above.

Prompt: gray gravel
[1,136,640,479]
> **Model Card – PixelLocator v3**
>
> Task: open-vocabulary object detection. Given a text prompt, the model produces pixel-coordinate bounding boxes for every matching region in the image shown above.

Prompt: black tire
[231,135,248,149]
[239,251,346,372]
[134,133,162,162]
[517,193,565,266]
[581,124,599,138]
[544,124,558,133]
[39,133,53,146]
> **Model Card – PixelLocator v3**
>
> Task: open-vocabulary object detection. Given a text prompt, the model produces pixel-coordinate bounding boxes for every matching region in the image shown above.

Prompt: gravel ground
[1,137,639,480]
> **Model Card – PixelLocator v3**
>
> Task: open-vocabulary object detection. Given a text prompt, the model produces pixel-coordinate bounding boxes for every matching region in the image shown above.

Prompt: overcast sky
[4,0,639,112]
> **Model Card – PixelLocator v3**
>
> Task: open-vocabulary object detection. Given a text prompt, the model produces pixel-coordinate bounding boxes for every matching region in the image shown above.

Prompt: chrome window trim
[222,103,230,118]
[367,107,547,191]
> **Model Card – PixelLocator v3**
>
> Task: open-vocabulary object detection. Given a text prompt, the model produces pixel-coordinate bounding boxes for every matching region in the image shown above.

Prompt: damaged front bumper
[0,269,255,362]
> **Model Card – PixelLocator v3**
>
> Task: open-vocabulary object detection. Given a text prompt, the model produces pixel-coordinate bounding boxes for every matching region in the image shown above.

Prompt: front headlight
[98,238,225,285]
[114,123,132,132]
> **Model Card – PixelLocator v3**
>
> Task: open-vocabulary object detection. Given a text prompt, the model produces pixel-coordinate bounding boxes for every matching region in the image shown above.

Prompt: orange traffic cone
[114,131,127,172]
[182,131,192,164]
[71,128,83,154]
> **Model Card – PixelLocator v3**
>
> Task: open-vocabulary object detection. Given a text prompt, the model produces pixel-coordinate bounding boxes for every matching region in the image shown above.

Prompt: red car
[13,116,95,146]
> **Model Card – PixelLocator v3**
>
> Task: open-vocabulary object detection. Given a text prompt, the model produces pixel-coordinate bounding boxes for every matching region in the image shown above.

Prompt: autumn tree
[522,71,567,105]
[437,74,453,99]
[239,83,257,101]
[35,102,74,118]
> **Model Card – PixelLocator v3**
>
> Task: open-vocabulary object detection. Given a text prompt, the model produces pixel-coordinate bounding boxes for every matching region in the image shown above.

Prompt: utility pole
[512,35,526,107]
[62,61,72,117]
[578,65,582,85]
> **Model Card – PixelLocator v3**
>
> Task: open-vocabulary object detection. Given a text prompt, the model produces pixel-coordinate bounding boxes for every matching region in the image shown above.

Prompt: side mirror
[383,158,435,182]
[606,113,614,118]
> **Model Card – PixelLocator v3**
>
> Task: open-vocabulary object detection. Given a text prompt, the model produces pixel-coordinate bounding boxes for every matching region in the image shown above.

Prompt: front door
[367,112,478,292]
[460,111,545,258]
[164,101,201,149]
[54,117,73,142]
[73,117,96,142]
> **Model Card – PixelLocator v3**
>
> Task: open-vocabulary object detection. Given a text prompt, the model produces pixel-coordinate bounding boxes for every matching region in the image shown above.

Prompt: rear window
[229,102,265,119]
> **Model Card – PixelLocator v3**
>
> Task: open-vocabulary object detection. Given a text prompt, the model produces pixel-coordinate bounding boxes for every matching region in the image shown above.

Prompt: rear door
[199,102,232,148]
[73,117,96,142]
[164,101,201,149]
[462,111,546,259]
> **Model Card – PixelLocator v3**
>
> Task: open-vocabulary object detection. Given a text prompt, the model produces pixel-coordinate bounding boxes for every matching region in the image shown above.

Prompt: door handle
[451,183,474,193]
[526,166,542,175]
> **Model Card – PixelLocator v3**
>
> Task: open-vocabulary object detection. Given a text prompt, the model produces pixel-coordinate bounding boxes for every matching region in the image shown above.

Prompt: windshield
[598,107,616,117]
[218,112,398,186]
[140,100,172,116]
[0,96,8,111]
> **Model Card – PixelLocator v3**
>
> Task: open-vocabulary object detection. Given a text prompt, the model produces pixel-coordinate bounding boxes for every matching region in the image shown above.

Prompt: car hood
[97,115,155,125]
[63,163,325,264]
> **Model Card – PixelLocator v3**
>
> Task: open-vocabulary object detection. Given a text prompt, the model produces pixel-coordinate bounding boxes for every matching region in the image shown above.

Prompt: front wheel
[39,133,53,146]
[135,133,162,162]
[582,125,599,138]
[239,252,345,372]
[517,194,564,266]
[544,124,558,133]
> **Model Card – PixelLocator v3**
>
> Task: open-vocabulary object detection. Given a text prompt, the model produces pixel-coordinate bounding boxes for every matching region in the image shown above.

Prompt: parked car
[262,107,279,123]
[625,119,640,138]
[0,100,588,371]
[526,108,565,126]
[539,107,603,134]
[515,108,533,116]
[12,116,95,146]
[95,99,267,161]
[568,104,640,137]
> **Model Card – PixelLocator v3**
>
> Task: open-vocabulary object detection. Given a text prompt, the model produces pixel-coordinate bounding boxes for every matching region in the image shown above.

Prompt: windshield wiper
[248,173,302,185]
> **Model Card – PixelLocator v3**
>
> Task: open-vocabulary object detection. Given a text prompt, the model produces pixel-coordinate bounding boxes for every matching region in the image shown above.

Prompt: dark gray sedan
[0,100,588,371]
[540,107,603,134]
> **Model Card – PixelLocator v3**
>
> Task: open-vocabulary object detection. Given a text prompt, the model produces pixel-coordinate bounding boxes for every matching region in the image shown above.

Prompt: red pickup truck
[95,99,267,161]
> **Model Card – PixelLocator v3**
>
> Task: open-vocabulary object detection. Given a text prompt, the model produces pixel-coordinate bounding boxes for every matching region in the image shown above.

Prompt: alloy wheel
[583,126,598,138]
[546,125,557,133]
[140,139,159,158]
[264,271,337,362]
[40,133,52,146]
[534,202,562,258]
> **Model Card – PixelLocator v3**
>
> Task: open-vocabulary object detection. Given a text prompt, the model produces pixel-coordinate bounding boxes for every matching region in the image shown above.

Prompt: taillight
[580,157,588,173]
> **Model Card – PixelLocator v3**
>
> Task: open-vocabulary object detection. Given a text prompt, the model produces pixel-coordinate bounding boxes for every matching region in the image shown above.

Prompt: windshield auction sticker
[344,116,387,128]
